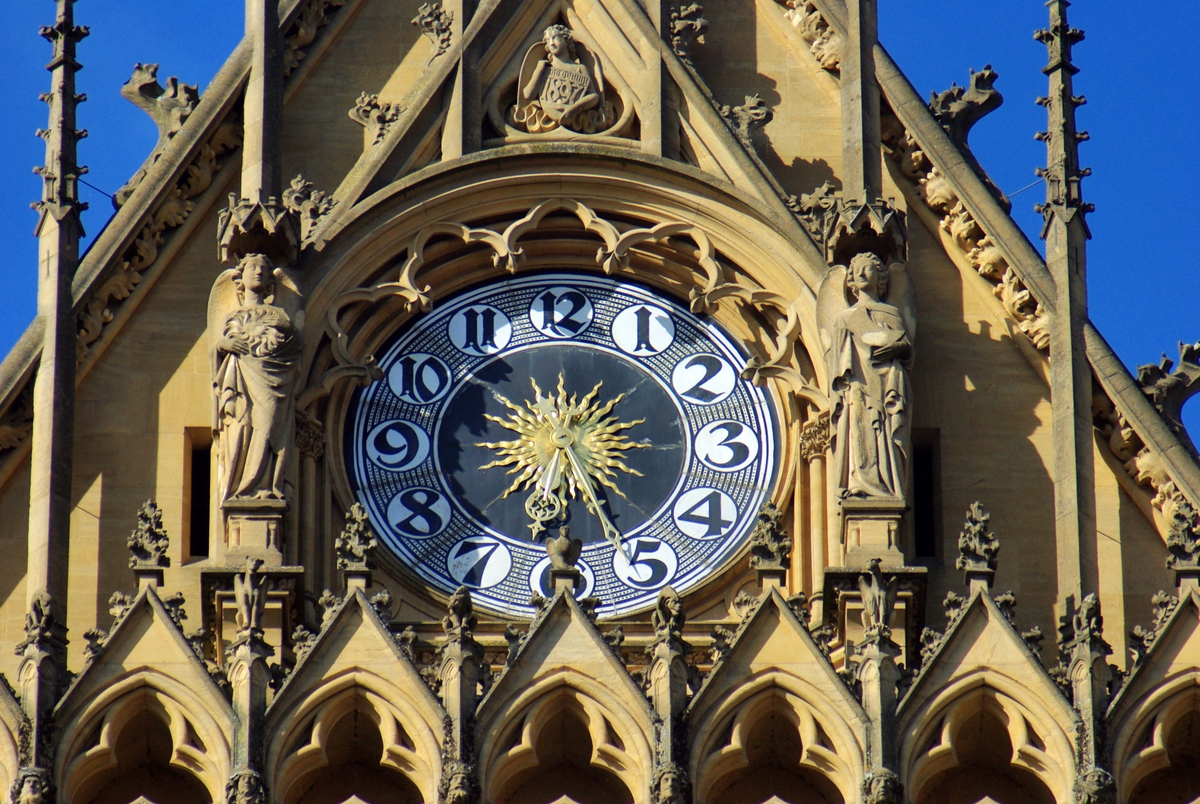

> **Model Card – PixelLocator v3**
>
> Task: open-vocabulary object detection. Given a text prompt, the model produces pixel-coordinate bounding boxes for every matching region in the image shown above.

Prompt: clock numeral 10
[388,353,451,404]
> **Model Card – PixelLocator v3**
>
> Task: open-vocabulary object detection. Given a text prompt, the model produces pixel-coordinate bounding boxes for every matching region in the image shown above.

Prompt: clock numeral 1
[612,304,675,355]
[447,537,512,589]
[673,488,737,540]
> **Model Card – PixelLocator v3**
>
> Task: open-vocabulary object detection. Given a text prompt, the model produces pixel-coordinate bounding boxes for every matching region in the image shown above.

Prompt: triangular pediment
[55,587,233,728]
[1109,590,1200,725]
[688,588,866,726]
[898,592,1071,726]
[478,592,651,723]
[266,589,444,725]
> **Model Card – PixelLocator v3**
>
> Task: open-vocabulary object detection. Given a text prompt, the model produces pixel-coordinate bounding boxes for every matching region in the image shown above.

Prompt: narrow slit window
[912,429,941,560]
[186,429,211,559]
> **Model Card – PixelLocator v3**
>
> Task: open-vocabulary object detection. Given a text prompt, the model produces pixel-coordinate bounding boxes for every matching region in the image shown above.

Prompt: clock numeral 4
[366,420,431,472]
[447,536,512,588]
[613,538,678,589]
[673,488,737,540]
[387,487,451,538]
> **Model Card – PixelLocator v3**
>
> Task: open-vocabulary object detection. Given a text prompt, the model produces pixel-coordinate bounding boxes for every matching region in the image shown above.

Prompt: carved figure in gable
[209,253,304,504]
[817,252,917,502]
[510,24,616,135]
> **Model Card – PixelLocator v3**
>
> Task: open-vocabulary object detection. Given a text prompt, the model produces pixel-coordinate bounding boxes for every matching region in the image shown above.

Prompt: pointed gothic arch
[900,672,1072,804]
[478,670,655,804]
[55,671,230,804]
[266,669,444,804]
[1112,675,1200,803]
[688,670,863,804]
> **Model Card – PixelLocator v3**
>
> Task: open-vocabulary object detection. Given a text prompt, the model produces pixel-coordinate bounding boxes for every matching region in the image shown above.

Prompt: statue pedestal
[841,497,906,567]
[823,565,927,670]
[223,498,286,566]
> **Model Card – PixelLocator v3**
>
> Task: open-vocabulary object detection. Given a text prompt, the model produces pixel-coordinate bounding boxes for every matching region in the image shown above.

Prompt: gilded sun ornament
[477,374,649,553]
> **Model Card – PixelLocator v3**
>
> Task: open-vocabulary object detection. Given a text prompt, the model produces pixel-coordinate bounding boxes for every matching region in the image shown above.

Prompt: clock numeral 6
[673,488,737,540]
[366,420,431,472]
[529,287,595,339]
[529,555,595,599]
[447,536,512,588]
[671,354,735,404]
[695,420,760,472]
[613,538,678,589]
[388,353,451,404]
[387,487,451,538]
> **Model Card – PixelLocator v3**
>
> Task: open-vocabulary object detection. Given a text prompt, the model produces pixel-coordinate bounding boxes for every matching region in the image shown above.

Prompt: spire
[21,0,87,787]
[1034,0,1098,609]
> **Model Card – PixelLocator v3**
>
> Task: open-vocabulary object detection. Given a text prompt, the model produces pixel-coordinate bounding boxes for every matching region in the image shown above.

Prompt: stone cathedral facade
[2,0,1200,802]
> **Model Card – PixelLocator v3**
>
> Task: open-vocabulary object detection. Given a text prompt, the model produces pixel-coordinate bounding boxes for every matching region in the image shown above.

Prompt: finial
[1033,0,1093,240]
[128,500,170,589]
[335,502,378,591]
[34,0,89,228]
[956,502,998,595]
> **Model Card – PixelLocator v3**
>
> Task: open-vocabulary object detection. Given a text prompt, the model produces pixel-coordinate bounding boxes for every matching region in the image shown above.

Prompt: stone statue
[651,586,686,640]
[233,558,268,637]
[545,526,582,571]
[858,558,898,638]
[510,24,616,134]
[208,253,304,503]
[816,252,916,501]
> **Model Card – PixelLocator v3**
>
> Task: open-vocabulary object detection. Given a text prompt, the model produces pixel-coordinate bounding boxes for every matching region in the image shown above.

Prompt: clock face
[346,273,779,617]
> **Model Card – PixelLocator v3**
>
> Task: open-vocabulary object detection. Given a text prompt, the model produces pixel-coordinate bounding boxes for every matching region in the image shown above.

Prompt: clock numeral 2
[671,354,735,404]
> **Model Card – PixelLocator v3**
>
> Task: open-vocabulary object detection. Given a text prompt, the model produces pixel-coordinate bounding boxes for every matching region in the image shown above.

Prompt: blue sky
[0,0,1196,437]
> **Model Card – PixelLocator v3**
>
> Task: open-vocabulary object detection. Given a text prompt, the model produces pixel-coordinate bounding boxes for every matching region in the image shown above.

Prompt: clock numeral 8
[387,487,451,538]
[613,539,678,589]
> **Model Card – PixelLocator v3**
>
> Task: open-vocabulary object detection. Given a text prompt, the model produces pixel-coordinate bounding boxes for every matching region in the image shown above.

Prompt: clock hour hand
[563,444,633,565]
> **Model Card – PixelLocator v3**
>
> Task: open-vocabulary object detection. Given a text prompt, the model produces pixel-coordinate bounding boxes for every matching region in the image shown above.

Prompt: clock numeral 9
[366,420,431,472]
[447,537,512,589]
[530,287,595,339]
[673,488,737,540]
[671,354,736,404]
[387,487,451,538]
[388,353,451,404]
[613,538,678,589]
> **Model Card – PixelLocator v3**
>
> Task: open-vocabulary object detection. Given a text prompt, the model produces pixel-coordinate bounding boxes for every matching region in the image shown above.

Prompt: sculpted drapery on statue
[209,253,304,504]
[510,24,616,134]
[817,252,916,502]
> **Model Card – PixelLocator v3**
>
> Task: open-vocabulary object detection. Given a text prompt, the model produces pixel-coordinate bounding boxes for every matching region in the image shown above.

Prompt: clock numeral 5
[613,538,678,589]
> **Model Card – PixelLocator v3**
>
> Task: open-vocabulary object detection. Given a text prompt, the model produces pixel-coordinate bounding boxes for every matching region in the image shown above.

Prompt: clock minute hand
[562,444,633,565]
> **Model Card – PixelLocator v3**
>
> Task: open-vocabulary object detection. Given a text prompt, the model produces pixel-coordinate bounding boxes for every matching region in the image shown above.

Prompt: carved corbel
[348,92,404,147]
[718,94,772,152]
[747,503,791,587]
[1137,341,1200,455]
[282,173,335,247]
[412,2,453,61]
[669,3,707,59]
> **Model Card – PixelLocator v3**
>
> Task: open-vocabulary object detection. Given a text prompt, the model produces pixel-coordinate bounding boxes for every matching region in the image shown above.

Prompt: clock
[346,273,780,617]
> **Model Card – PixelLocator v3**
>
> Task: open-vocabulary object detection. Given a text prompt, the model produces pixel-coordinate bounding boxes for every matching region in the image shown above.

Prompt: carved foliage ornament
[747,502,791,570]
[955,501,998,573]
[128,499,170,569]
[668,4,707,59]
[774,0,841,70]
[509,25,616,135]
[348,92,405,147]
[323,198,819,414]
[412,2,453,61]
[335,502,378,571]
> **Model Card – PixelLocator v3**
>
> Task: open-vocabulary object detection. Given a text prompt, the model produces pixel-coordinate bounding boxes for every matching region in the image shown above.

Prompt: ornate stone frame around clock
[293,151,831,617]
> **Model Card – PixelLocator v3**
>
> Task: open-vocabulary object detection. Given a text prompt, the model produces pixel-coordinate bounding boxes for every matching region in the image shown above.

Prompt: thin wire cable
[79,177,113,200]
[1007,177,1044,198]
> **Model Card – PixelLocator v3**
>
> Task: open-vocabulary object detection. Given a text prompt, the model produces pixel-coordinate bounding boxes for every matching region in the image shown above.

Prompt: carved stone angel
[208,253,304,503]
[510,24,616,134]
[817,252,916,502]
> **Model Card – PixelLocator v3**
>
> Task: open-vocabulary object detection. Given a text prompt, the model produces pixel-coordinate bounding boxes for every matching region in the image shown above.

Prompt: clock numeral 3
[612,304,675,355]
[613,538,678,589]
[671,354,735,404]
[673,488,737,540]
[366,420,431,472]
[530,288,595,339]
[449,305,512,355]
[447,537,512,588]
[387,487,451,538]
[695,420,759,472]
[388,353,451,404]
